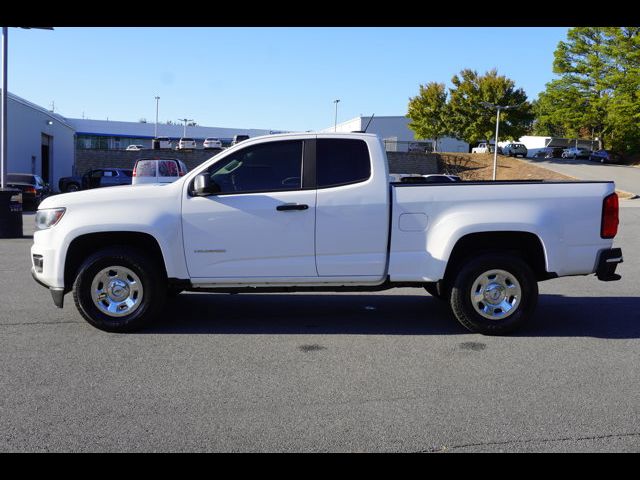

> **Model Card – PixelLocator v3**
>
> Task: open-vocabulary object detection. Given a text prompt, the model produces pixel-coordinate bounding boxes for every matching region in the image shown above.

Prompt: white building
[3,91,75,189]
[320,115,468,153]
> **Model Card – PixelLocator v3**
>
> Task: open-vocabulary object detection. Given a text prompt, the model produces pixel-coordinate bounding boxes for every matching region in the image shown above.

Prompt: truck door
[314,138,389,278]
[182,139,318,279]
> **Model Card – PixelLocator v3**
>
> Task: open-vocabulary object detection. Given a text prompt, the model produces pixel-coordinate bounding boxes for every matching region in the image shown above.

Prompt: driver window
[207,140,303,194]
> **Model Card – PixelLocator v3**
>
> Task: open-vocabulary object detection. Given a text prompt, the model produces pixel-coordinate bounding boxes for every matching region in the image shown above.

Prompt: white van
[132,158,189,185]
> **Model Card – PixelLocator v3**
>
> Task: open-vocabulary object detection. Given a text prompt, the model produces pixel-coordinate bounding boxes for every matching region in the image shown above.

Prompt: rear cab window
[316,138,371,188]
[135,160,157,177]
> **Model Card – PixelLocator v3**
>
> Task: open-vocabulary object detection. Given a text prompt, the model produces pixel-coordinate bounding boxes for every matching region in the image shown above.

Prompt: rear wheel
[449,253,538,335]
[72,247,166,332]
[66,183,80,192]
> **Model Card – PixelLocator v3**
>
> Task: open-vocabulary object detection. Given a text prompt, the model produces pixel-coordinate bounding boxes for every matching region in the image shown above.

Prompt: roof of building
[66,118,289,140]
[4,90,74,131]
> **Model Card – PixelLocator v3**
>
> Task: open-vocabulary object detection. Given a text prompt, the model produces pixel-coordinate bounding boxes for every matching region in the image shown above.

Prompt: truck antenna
[363,114,375,133]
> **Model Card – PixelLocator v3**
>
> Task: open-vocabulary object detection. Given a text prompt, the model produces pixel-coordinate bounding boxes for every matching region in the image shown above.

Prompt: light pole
[178,118,193,138]
[480,102,521,180]
[333,99,340,132]
[154,96,160,138]
[1,27,8,190]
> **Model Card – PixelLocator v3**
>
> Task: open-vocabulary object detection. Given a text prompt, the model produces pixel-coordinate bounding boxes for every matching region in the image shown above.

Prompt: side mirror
[193,173,220,196]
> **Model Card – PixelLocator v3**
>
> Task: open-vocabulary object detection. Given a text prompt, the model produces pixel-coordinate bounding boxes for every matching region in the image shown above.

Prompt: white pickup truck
[31,133,623,335]
[472,142,494,154]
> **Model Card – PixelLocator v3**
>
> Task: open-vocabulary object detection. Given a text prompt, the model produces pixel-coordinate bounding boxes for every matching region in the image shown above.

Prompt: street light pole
[1,27,8,190]
[333,99,340,132]
[480,101,522,181]
[492,107,501,181]
[154,96,160,138]
[178,118,193,137]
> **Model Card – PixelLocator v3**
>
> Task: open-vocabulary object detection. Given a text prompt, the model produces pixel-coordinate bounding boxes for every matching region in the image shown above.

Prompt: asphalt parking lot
[1,203,639,452]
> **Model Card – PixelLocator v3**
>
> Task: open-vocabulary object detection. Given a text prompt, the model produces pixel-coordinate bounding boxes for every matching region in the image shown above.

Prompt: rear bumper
[596,248,623,281]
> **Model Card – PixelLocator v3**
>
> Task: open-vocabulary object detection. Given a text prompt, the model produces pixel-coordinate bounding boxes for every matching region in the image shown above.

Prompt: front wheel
[449,253,538,335]
[72,247,166,332]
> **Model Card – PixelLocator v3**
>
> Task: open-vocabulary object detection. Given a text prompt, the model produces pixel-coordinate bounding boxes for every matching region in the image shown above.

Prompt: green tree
[535,27,640,153]
[407,82,449,152]
[447,69,534,145]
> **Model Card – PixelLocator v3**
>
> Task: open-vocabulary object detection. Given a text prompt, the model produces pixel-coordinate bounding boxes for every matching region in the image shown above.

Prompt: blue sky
[8,27,569,132]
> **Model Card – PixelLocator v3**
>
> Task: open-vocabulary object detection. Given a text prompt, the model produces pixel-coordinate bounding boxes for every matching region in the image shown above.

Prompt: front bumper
[31,267,65,308]
[596,248,623,281]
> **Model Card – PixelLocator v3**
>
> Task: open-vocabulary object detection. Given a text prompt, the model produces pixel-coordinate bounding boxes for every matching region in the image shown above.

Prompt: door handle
[276,203,309,211]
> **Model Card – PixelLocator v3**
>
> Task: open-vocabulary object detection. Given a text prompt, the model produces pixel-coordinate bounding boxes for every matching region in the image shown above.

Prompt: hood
[38,180,185,210]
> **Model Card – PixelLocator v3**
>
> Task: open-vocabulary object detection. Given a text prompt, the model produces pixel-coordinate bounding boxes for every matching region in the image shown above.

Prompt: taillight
[25,186,36,194]
[132,168,137,177]
[179,171,185,176]
[601,192,619,239]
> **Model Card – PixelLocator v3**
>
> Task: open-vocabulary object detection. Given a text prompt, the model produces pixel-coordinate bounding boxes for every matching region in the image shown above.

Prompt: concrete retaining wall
[74,149,439,176]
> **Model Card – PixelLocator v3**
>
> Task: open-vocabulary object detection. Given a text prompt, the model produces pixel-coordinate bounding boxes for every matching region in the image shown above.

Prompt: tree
[535,27,640,153]
[447,69,534,145]
[407,82,449,152]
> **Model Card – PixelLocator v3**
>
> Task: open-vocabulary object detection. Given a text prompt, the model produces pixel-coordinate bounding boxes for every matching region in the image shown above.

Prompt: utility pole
[333,99,340,132]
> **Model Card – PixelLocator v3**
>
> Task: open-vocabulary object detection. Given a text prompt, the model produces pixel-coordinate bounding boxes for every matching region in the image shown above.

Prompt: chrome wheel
[90,266,144,317]
[470,269,522,320]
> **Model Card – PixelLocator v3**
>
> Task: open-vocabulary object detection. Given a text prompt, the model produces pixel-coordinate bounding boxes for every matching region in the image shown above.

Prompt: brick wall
[75,149,439,176]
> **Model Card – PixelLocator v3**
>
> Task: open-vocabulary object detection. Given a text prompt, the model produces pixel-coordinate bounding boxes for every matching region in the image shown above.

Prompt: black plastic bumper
[31,268,65,308]
[596,248,623,281]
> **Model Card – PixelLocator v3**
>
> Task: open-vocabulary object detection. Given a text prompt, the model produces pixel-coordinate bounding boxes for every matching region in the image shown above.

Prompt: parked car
[132,158,189,185]
[544,147,565,159]
[32,132,622,335]
[177,138,197,150]
[126,145,145,151]
[502,143,528,158]
[562,147,591,159]
[6,173,50,209]
[389,174,461,183]
[203,138,223,150]
[231,134,250,146]
[589,149,623,164]
[58,168,133,193]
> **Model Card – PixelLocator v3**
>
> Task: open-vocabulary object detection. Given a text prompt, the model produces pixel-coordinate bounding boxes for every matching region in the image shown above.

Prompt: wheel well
[443,231,552,285]
[64,232,167,291]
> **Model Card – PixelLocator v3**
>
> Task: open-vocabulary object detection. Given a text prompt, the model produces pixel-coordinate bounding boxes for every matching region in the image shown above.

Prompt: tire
[449,253,538,335]
[66,183,80,192]
[72,247,166,332]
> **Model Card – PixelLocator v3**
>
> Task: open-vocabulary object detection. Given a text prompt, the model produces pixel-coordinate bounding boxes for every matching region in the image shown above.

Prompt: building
[3,90,75,190]
[68,118,285,151]
[320,115,469,153]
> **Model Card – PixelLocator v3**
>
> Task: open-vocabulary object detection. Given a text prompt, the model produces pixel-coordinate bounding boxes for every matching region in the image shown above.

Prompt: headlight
[35,208,66,230]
